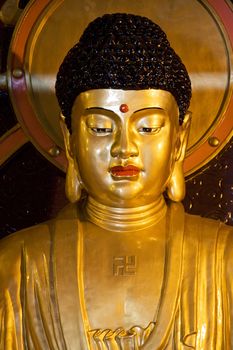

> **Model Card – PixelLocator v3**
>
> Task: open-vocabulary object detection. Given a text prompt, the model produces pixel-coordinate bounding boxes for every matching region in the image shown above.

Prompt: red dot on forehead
[120,104,129,113]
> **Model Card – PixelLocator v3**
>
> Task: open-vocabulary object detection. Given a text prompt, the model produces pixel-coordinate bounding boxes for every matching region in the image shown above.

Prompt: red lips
[110,165,140,177]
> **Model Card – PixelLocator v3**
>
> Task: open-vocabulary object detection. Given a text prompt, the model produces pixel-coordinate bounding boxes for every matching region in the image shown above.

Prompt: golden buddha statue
[0,13,233,349]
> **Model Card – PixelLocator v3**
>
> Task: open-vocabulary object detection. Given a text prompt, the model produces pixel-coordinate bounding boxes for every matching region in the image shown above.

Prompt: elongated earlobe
[167,112,191,202]
[60,113,82,203]
[66,161,82,203]
[167,162,185,202]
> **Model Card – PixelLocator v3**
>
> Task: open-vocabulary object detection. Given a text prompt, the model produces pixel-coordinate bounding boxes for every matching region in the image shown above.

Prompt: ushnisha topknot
[55,13,192,131]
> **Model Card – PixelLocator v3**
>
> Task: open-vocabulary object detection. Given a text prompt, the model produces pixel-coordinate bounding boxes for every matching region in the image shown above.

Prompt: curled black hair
[55,13,191,130]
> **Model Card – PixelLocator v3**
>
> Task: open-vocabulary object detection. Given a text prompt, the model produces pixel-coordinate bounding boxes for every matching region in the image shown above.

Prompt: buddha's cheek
[76,142,112,191]
[140,140,174,197]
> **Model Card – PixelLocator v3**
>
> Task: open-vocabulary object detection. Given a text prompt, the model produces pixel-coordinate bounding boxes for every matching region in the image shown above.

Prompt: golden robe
[0,203,233,349]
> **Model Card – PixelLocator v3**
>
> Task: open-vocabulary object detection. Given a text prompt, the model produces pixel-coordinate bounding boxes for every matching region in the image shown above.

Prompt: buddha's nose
[111,127,139,159]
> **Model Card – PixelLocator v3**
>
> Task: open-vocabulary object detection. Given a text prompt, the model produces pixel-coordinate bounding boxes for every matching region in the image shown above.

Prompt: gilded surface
[1,203,233,349]
[1,88,233,349]
[1,7,233,348]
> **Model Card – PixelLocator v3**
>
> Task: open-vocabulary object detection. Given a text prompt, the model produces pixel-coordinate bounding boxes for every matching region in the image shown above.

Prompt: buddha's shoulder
[0,204,80,268]
[0,206,80,290]
[184,211,233,247]
[0,222,49,285]
[0,222,54,281]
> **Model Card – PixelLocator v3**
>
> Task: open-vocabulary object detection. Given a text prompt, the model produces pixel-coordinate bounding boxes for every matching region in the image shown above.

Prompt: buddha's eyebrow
[85,107,116,114]
[134,107,163,114]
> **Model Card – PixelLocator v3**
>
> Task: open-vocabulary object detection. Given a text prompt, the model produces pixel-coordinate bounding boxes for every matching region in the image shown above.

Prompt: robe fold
[0,203,233,349]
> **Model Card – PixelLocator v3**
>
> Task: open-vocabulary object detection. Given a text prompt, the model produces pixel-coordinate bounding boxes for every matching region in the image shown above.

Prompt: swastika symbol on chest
[113,256,137,276]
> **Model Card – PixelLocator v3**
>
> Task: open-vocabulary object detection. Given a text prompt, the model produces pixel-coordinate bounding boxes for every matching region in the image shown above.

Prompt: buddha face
[69,89,188,207]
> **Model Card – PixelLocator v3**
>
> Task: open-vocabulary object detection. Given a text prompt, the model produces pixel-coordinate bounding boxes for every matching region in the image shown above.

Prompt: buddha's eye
[90,127,113,135]
[138,127,162,134]
[86,114,113,136]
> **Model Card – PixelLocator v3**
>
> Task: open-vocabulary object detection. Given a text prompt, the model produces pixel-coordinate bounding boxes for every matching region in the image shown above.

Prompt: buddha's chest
[82,222,166,330]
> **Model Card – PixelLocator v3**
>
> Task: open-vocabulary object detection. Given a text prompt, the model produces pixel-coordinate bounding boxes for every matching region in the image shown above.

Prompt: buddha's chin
[104,181,146,205]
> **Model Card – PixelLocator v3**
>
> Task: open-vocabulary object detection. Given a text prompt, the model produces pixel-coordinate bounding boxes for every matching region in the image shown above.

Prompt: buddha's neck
[84,196,167,232]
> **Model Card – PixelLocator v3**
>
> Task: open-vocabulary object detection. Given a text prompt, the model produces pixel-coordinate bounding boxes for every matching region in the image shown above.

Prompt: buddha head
[55,13,192,208]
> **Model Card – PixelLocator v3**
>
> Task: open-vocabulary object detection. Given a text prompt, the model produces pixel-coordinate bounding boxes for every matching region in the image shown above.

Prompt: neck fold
[84,196,167,232]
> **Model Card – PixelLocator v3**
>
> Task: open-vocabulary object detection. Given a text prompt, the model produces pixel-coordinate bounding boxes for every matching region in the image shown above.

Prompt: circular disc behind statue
[8,0,233,174]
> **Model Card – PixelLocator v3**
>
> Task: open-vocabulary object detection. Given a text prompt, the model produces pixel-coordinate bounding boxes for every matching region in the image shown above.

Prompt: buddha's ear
[175,111,192,162]
[167,111,192,202]
[60,113,73,161]
[60,114,81,203]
